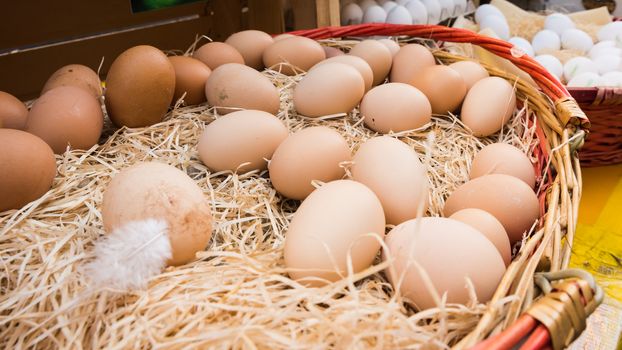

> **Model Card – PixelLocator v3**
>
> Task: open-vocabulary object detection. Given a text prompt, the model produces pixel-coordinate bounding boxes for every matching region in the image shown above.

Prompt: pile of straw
[0,47,541,349]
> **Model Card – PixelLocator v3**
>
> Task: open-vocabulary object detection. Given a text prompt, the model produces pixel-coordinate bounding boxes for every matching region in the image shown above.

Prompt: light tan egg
[293,62,365,117]
[269,126,351,200]
[471,143,536,188]
[42,64,102,99]
[390,44,436,84]
[273,33,296,41]
[193,42,245,70]
[323,46,346,58]
[262,36,326,75]
[198,110,288,173]
[349,40,393,86]
[312,55,374,92]
[0,91,28,130]
[284,180,386,286]
[169,56,211,105]
[359,83,431,133]
[412,65,466,115]
[378,38,400,56]
[449,60,490,90]
[205,63,280,115]
[383,217,506,310]
[225,30,274,70]
[461,77,517,137]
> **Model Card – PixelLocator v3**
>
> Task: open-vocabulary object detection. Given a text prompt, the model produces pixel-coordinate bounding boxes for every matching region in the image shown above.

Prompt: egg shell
[404,0,428,24]
[359,0,379,12]
[105,45,175,128]
[360,83,431,133]
[471,143,535,188]
[597,21,622,43]
[390,44,436,84]
[284,180,386,287]
[269,127,351,200]
[323,46,345,58]
[205,63,280,115]
[567,72,601,87]
[312,55,374,92]
[0,91,28,130]
[273,34,296,41]
[341,3,364,25]
[362,5,387,23]
[386,5,412,24]
[474,4,504,24]
[443,174,539,244]
[449,209,511,266]
[383,217,506,309]
[544,13,575,36]
[102,162,212,266]
[563,56,598,82]
[42,64,102,99]
[461,77,516,137]
[600,71,622,87]
[453,0,467,15]
[589,46,622,60]
[437,0,455,20]
[534,55,563,81]
[413,65,466,115]
[192,42,245,70]
[421,0,442,24]
[508,37,535,57]
[352,136,429,225]
[0,129,56,212]
[27,86,103,154]
[382,1,398,12]
[378,38,400,56]
[169,56,211,105]
[449,60,490,90]
[594,54,621,74]
[531,30,561,55]
[589,40,616,57]
[561,29,593,53]
[198,110,287,173]
[262,36,326,75]
[294,62,365,117]
[225,30,274,70]
[349,40,393,86]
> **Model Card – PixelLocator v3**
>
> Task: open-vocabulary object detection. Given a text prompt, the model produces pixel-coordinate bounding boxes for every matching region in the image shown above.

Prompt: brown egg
[378,38,400,56]
[169,56,211,106]
[413,65,467,115]
[293,63,365,117]
[349,40,393,86]
[390,44,436,84]
[360,83,431,133]
[262,36,326,75]
[102,162,212,266]
[0,91,28,130]
[352,136,429,225]
[42,64,102,99]
[312,55,373,92]
[105,45,175,128]
[461,77,517,137]
[449,61,489,90]
[323,46,345,58]
[205,63,280,115]
[0,129,56,212]
[225,30,274,70]
[198,110,288,173]
[273,33,296,41]
[383,217,506,309]
[26,86,103,154]
[449,208,512,266]
[284,180,385,286]
[443,174,539,244]
[193,41,245,70]
[269,126,351,200]
[471,143,536,188]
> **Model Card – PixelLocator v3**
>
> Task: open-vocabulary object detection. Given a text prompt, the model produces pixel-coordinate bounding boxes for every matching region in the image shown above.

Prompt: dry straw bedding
[1,44,545,349]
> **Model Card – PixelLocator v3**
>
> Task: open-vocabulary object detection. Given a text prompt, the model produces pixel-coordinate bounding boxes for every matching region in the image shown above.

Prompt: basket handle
[288,23,590,130]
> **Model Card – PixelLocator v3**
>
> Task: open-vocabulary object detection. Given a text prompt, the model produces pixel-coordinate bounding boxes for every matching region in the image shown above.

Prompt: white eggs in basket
[544,13,575,36]
[567,72,601,87]
[475,4,504,24]
[341,3,364,25]
[509,37,535,57]
[382,1,398,12]
[437,0,455,21]
[589,41,621,59]
[386,5,413,24]
[561,29,593,53]
[532,30,561,55]
[479,15,510,40]
[396,0,410,5]
[363,5,387,23]
[535,55,563,81]
[594,55,622,74]
[453,0,467,16]
[600,71,622,87]
[421,0,442,24]
[405,0,428,24]
[563,56,598,82]
[360,0,380,12]
[597,21,622,44]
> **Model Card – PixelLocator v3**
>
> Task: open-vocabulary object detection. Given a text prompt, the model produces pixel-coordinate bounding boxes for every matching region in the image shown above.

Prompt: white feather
[83,219,172,290]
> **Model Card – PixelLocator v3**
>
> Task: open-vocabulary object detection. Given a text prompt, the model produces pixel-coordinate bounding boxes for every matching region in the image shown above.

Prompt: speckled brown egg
[169,56,211,106]
[349,40,393,86]
[471,143,536,188]
[313,55,374,92]
[26,86,103,154]
[42,64,102,99]
[262,36,326,75]
[0,129,56,212]
[449,61,489,90]
[413,65,467,115]
[0,91,28,130]
[360,83,431,133]
[461,77,517,137]
[205,63,280,115]
[225,30,274,70]
[293,63,365,117]
[105,45,175,128]
[193,42,245,70]
[390,44,436,84]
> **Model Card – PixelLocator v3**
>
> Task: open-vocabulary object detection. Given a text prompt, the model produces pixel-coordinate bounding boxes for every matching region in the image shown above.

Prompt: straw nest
[1,42,544,349]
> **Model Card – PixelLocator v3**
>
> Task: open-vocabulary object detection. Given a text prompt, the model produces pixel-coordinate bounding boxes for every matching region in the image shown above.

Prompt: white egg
[479,16,510,40]
[421,0,442,24]
[453,0,467,16]
[509,37,535,57]
[597,22,622,44]
[475,4,504,24]
[594,55,622,74]
[535,54,563,81]
[405,0,428,24]
[386,5,413,24]
[567,72,601,87]
[589,40,618,58]
[341,3,364,25]
[360,0,379,12]
[600,71,622,86]
[561,29,593,53]
[437,0,455,20]
[382,1,398,12]
[532,30,561,55]
[544,13,575,36]
[563,56,598,82]
[363,5,388,23]
[376,0,391,4]
[396,0,411,4]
